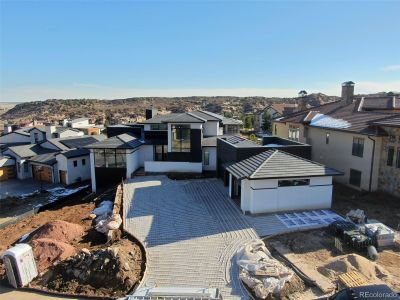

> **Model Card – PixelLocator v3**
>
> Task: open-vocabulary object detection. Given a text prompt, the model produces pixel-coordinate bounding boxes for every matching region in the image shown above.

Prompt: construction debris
[28,220,84,244]
[237,239,294,299]
[32,239,143,298]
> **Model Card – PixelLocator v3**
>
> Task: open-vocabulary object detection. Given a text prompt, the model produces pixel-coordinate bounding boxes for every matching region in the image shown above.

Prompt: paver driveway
[123,176,258,300]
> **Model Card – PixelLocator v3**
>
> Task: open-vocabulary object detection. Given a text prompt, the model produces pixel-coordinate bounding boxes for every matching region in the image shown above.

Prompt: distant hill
[1,94,340,124]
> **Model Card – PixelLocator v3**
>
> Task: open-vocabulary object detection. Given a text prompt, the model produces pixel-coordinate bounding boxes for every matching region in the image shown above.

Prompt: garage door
[0,166,16,181]
[32,165,53,183]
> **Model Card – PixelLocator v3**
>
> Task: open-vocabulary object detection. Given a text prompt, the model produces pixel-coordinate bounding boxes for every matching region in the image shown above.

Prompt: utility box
[2,244,38,288]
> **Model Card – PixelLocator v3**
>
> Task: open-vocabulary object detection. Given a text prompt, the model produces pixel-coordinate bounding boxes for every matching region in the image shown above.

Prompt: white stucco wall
[145,161,202,173]
[29,129,46,144]
[71,119,90,128]
[203,121,219,137]
[2,150,31,180]
[202,147,217,171]
[139,145,154,167]
[307,127,382,191]
[56,154,91,185]
[90,150,96,192]
[58,130,84,138]
[241,176,333,214]
[126,149,140,178]
[0,133,30,144]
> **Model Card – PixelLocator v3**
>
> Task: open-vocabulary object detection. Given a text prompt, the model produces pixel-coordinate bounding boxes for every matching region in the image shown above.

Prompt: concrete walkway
[123,176,258,300]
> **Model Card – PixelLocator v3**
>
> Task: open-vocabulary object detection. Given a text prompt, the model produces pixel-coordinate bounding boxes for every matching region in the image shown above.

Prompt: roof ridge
[250,150,277,178]
[187,112,207,122]
[198,110,223,120]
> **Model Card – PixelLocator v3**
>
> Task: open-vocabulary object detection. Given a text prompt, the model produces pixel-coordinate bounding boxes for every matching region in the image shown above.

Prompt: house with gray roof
[273,81,400,196]
[3,134,106,184]
[86,110,243,191]
[226,150,342,214]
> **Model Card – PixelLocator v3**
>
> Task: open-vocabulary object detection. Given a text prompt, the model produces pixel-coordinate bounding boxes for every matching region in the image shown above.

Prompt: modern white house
[87,110,243,191]
[226,150,342,214]
[56,149,91,185]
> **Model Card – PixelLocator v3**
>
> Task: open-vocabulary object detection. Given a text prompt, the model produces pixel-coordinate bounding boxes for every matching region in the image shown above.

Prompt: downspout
[367,136,376,192]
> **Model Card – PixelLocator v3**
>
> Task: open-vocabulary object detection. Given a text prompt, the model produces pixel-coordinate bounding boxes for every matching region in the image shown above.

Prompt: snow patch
[310,113,350,129]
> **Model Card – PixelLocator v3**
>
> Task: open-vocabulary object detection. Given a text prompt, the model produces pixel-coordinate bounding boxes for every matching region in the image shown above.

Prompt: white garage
[226,150,342,214]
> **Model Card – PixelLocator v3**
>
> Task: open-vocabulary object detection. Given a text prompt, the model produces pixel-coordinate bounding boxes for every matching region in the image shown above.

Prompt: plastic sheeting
[236,240,293,299]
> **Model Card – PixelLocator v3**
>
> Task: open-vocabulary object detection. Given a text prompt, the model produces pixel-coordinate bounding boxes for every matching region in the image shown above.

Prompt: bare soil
[0,191,144,299]
[266,229,400,294]
[332,183,400,229]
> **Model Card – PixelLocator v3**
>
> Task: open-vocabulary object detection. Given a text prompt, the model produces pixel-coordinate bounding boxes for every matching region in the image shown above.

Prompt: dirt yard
[265,229,400,299]
[0,190,144,299]
[332,183,400,229]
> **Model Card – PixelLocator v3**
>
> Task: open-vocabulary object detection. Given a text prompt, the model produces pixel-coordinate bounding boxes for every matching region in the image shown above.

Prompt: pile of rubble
[35,239,142,297]
[91,200,122,235]
[27,220,85,273]
[237,240,294,299]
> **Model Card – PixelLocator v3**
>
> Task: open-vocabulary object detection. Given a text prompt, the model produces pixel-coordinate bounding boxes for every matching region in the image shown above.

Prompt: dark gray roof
[7,144,58,158]
[227,150,342,180]
[59,136,105,149]
[46,135,106,150]
[58,148,90,159]
[86,133,143,149]
[28,152,58,166]
[143,112,205,124]
[371,115,400,127]
[196,110,243,125]
[221,136,261,148]
[190,110,221,121]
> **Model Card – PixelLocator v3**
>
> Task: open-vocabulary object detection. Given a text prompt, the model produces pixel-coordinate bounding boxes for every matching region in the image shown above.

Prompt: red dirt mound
[29,220,84,244]
[31,238,77,273]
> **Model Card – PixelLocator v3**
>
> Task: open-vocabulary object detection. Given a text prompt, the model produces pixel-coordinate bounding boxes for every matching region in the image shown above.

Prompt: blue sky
[1,0,399,101]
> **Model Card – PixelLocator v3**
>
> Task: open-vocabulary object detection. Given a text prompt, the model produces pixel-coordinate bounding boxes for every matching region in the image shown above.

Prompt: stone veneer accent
[378,127,400,197]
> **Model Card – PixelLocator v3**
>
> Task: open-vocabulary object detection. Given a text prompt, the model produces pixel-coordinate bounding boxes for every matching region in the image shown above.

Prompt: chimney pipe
[145,108,158,120]
[341,81,355,106]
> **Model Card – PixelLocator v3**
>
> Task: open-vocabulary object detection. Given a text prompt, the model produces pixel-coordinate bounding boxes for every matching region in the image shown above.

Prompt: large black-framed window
[94,149,126,168]
[349,169,362,187]
[154,145,168,161]
[171,125,191,152]
[352,137,364,157]
[150,124,168,131]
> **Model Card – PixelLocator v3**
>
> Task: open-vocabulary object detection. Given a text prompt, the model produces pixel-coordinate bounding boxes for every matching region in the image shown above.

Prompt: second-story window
[397,148,400,169]
[352,137,364,157]
[288,125,300,142]
[171,125,191,152]
[34,132,39,143]
[387,147,394,166]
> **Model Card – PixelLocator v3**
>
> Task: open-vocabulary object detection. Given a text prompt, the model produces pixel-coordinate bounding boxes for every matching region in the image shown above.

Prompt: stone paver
[123,176,330,299]
[123,176,258,300]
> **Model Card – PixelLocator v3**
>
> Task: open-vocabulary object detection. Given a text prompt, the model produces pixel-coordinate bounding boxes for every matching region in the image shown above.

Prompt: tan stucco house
[272,82,400,197]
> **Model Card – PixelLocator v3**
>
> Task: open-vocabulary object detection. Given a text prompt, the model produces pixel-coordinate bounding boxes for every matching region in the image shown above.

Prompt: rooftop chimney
[297,90,308,111]
[341,81,355,106]
[45,123,57,139]
[3,124,13,134]
[145,108,158,120]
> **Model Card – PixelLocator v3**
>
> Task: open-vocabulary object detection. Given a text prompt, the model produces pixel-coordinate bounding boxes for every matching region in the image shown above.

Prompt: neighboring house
[0,156,16,181]
[61,117,104,135]
[3,144,58,180]
[56,149,90,185]
[226,150,342,214]
[86,110,243,191]
[28,124,84,143]
[253,106,282,132]
[0,128,31,150]
[272,81,400,196]
[3,135,106,184]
